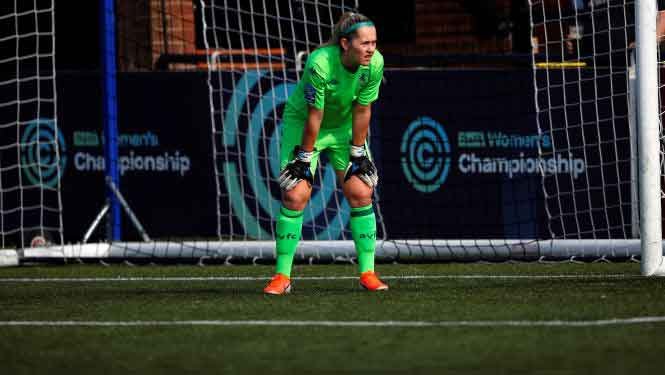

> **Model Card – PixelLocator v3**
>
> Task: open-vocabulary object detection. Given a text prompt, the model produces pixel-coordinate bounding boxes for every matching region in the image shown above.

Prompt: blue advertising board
[55,72,216,242]
[23,69,598,242]
[374,69,587,238]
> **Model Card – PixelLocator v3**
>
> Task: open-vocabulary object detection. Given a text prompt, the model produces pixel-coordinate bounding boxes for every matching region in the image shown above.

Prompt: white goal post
[635,0,664,275]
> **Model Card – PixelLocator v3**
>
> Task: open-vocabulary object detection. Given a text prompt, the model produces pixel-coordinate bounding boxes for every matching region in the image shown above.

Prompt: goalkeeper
[264,12,387,295]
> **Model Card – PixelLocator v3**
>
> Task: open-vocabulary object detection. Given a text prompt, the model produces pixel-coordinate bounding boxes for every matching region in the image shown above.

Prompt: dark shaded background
[55,1,532,71]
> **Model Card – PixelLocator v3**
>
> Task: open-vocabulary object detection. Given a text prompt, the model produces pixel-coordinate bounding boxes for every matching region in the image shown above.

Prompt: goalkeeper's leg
[276,181,311,277]
[265,127,318,295]
[336,170,388,291]
[332,141,378,274]
[264,181,311,295]
[341,175,376,273]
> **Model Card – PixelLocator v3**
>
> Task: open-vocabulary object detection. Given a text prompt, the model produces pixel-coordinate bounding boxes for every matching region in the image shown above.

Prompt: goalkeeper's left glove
[344,143,378,188]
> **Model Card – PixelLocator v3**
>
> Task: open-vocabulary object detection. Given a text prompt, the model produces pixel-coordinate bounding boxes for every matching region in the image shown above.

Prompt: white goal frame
[635,0,664,275]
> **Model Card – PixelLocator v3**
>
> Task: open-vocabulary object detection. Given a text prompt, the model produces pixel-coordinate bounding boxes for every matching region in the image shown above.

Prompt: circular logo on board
[221,71,349,239]
[20,118,66,188]
[400,116,451,193]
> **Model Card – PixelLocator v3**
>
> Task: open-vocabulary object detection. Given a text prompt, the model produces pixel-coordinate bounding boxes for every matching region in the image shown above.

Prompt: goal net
[0,0,63,252]
[530,0,636,239]
[529,0,663,270]
[198,0,385,243]
[2,0,662,267]
[5,0,391,265]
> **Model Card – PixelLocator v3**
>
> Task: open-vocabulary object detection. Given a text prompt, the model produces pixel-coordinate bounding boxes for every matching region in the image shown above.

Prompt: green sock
[274,206,304,277]
[350,204,377,273]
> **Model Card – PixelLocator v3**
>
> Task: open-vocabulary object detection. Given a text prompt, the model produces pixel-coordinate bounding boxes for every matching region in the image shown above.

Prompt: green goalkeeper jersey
[282,44,383,130]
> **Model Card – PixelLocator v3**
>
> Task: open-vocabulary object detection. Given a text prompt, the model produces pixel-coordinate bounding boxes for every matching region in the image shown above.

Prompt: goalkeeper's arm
[351,102,371,147]
[300,106,323,152]
[279,107,323,191]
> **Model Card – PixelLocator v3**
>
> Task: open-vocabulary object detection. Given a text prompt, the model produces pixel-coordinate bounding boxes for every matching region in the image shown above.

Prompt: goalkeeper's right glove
[279,146,314,191]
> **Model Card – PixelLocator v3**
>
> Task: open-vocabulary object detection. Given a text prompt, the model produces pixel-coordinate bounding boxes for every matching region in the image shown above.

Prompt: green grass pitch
[2,262,665,374]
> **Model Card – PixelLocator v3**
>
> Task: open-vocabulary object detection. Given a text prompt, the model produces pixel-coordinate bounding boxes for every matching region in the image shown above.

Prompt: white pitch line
[1,317,665,327]
[0,274,637,283]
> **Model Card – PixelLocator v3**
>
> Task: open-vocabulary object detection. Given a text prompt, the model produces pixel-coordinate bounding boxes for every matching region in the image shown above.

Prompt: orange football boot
[359,270,389,291]
[263,273,292,295]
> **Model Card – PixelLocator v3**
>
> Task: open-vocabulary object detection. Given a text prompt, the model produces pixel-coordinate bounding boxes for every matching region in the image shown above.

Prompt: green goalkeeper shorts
[280,122,371,176]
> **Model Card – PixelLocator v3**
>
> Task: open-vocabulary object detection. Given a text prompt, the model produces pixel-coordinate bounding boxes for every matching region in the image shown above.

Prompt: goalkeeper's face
[347,26,377,66]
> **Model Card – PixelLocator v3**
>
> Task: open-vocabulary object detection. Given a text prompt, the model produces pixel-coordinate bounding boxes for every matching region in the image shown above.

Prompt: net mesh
[0,0,63,250]
[529,0,638,240]
[3,0,660,264]
[200,0,387,241]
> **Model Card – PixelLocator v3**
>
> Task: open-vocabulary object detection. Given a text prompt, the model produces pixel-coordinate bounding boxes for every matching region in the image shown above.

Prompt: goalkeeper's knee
[281,183,312,211]
[342,178,373,208]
